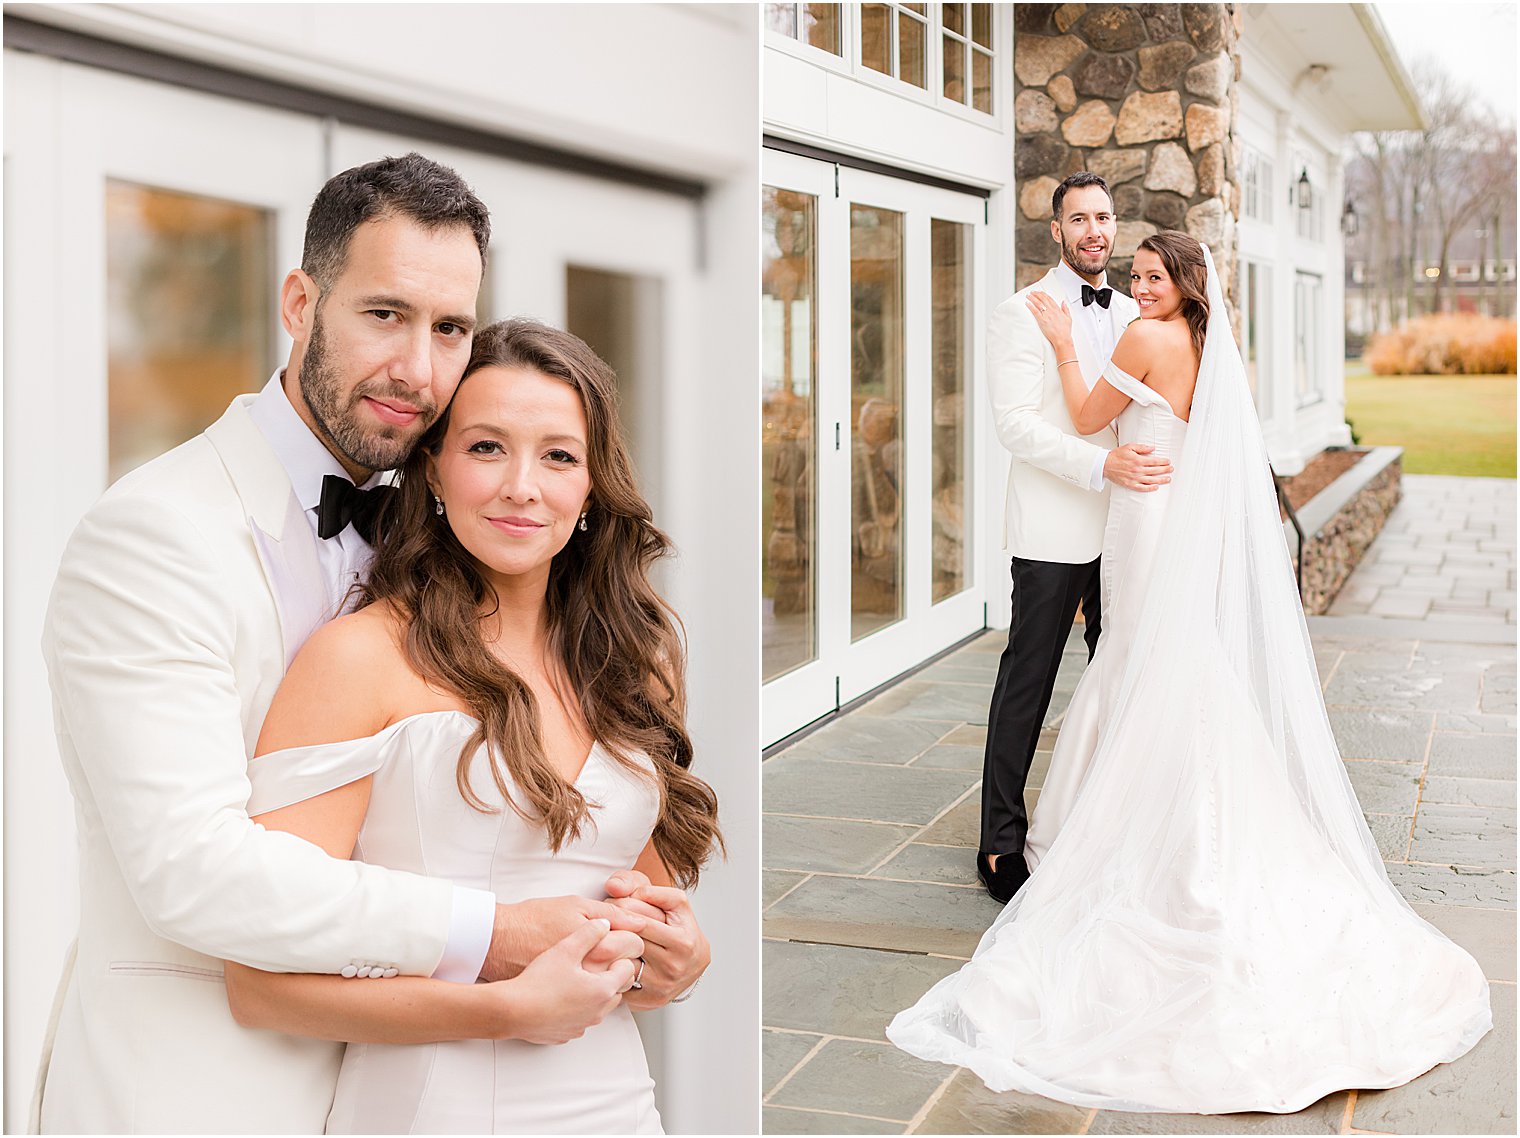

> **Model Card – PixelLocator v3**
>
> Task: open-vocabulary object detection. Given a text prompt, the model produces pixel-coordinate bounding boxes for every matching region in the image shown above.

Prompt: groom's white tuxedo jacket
[989,265,1138,563]
[36,395,459,1133]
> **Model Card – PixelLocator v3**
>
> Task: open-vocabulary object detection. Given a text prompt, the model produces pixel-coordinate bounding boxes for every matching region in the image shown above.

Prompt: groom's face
[290,214,482,476]
[1052,185,1117,279]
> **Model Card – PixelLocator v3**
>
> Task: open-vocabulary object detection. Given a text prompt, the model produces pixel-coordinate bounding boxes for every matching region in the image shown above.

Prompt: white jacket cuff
[431,885,496,982]
[1089,450,1109,491]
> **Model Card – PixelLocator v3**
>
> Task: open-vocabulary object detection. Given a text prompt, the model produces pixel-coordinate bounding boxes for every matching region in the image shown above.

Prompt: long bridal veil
[887,246,1490,1114]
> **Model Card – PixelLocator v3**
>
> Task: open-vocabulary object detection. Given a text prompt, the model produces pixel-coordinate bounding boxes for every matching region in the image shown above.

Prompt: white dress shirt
[248,372,495,982]
[1052,260,1120,491]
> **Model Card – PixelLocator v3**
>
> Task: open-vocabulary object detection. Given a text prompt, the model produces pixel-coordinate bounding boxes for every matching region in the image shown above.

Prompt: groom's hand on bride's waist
[479,896,649,982]
[603,871,710,1009]
[1104,443,1172,492]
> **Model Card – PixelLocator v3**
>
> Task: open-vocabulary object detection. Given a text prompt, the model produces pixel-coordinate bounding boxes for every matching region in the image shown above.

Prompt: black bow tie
[316,474,394,543]
[1081,284,1113,309]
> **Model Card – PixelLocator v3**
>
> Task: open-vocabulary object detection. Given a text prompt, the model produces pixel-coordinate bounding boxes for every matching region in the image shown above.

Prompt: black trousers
[979,555,1102,857]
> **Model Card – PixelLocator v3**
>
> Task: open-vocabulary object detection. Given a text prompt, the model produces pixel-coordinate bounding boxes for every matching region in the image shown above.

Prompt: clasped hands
[483,870,708,1015]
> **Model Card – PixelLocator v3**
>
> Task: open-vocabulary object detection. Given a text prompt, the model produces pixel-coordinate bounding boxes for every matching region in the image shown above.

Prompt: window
[857,3,995,115]
[1241,145,1273,224]
[940,4,993,114]
[862,2,928,89]
[1294,271,1323,407]
[1239,259,1272,420]
[765,2,843,55]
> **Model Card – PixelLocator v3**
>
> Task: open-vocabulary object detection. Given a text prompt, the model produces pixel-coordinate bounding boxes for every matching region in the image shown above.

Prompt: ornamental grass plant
[1365,313,1518,375]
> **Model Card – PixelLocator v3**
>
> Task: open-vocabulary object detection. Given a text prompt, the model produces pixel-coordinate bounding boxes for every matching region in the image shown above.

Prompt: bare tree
[1344,57,1517,330]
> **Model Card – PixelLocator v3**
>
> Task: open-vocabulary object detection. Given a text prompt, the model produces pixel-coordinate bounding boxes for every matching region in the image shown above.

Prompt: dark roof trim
[764,134,992,200]
[4,14,707,201]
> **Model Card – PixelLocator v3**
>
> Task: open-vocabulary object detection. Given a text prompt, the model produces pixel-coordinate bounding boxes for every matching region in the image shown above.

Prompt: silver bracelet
[1056,357,1079,368]
[668,975,702,1004]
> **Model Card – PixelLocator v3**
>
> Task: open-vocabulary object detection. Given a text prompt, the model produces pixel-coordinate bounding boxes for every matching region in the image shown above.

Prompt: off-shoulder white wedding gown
[248,710,662,1134]
[888,358,1491,1114]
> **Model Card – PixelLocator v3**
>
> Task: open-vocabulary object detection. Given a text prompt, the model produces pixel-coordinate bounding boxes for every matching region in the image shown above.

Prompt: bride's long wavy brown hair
[1137,231,1210,364]
[360,319,721,888]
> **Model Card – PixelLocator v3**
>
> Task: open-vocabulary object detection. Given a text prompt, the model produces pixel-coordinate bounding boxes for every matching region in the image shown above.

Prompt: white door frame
[762,150,988,745]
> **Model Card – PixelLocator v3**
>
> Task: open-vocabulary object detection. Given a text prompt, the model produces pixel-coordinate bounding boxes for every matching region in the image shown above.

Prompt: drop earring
[434,495,445,517]
[578,511,588,532]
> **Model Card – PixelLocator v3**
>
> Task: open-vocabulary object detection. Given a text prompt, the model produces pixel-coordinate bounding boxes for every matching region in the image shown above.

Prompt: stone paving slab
[1411,903,1517,982]
[915,1070,1088,1134]
[762,939,962,1041]
[764,1106,904,1134]
[1344,760,1423,814]
[1427,733,1517,781]
[1408,804,1518,871]
[764,869,808,908]
[768,1039,953,1121]
[763,755,979,825]
[1087,1094,1348,1134]
[1384,862,1516,909]
[1325,704,1428,759]
[779,717,953,766]
[857,680,995,723]
[765,814,922,874]
[908,743,985,771]
[870,842,987,885]
[1421,775,1516,810]
[765,1028,822,1095]
[765,874,999,956]
[1351,983,1515,1134]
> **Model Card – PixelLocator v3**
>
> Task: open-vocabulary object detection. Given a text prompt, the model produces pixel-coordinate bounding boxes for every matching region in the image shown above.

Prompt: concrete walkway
[762,475,1516,1135]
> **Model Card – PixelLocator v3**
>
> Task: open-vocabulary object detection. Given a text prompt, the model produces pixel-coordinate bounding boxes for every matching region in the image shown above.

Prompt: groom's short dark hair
[302,153,490,291]
[1052,172,1113,220]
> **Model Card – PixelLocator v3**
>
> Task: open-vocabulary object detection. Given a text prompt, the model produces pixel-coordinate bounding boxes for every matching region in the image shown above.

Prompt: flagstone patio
[762,475,1517,1135]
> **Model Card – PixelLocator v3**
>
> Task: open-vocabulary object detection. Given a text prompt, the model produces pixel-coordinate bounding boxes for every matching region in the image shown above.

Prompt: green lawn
[1343,366,1516,478]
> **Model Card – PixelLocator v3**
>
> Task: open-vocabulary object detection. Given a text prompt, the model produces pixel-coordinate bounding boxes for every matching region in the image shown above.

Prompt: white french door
[4,56,327,1134]
[762,150,987,745]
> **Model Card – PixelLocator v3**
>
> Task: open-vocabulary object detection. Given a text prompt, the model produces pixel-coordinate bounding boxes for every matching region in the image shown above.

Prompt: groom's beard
[1061,232,1112,278]
[299,307,439,474]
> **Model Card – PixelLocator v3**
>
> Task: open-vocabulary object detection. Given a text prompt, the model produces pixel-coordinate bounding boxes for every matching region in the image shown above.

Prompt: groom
[37,154,705,1133]
[977,172,1170,902]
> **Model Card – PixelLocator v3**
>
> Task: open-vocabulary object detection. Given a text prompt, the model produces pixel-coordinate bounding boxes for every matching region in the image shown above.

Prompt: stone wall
[1012,4,1242,296]
[1299,451,1404,615]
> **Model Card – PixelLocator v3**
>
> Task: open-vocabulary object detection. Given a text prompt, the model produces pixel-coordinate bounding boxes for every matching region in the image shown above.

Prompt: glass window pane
[804,3,842,54]
[971,3,992,47]
[971,47,992,112]
[931,220,971,604]
[904,2,927,12]
[943,33,966,103]
[861,4,892,75]
[900,11,927,88]
[765,2,798,37]
[565,264,665,510]
[106,180,272,483]
[850,204,904,641]
[762,188,820,682]
[944,2,965,35]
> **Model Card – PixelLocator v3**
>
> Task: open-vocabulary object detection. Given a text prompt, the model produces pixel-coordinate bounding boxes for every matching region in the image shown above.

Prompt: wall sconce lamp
[1295,169,1312,212]
[1341,198,1358,238]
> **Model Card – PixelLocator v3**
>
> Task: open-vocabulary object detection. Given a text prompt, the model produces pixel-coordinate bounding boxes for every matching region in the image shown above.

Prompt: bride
[221,320,720,1133]
[888,233,1491,1114]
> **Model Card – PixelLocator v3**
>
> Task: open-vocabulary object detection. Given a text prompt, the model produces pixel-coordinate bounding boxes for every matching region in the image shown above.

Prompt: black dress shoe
[976,851,1028,904]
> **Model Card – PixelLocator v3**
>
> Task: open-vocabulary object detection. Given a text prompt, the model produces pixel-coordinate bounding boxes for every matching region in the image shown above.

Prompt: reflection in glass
[931,220,971,604]
[972,45,992,113]
[850,204,904,641]
[804,3,841,53]
[971,2,992,47]
[106,180,272,483]
[899,9,927,88]
[566,265,664,518]
[942,31,964,103]
[764,2,797,37]
[944,2,964,34]
[861,4,891,75]
[762,188,819,683]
